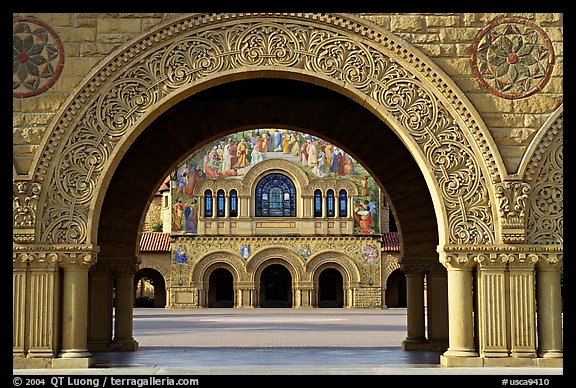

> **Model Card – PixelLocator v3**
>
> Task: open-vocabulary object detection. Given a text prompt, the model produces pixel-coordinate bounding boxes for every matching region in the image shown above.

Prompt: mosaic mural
[171,128,380,235]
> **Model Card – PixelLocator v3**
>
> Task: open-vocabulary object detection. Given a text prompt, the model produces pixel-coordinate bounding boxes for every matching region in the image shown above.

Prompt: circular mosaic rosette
[471,17,555,99]
[13,16,65,98]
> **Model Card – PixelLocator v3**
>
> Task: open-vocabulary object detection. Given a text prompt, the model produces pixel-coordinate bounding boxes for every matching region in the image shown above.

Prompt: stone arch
[134,267,167,308]
[137,259,170,285]
[246,247,305,283]
[190,251,247,284]
[21,12,505,250]
[306,251,361,286]
[239,158,310,197]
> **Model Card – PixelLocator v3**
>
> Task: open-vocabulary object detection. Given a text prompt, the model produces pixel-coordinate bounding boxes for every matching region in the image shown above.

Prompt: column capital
[438,252,476,270]
[535,253,563,270]
[97,256,139,276]
[13,246,99,270]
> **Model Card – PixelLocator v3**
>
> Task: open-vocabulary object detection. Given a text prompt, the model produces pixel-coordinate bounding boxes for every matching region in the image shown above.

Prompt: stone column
[475,254,509,358]
[14,252,61,366]
[536,254,563,359]
[112,258,139,351]
[53,252,97,368]
[440,252,479,366]
[87,264,114,351]
[298,281,314,307]
[401,263,429,350]
[427,262,449,351]
[508,254,537,359]
[12,253,28,359]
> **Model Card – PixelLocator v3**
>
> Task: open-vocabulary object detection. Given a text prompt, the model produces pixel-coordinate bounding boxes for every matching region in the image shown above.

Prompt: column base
[538,350,563,358]
[440,354,483,367]
[402,337,431,351]
[112,338,139,351]
[58,348,92,358]
[441,355,563,368]
[52,357,95,369]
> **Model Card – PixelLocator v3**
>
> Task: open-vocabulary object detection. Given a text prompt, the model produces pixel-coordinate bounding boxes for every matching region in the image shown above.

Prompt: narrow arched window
[204,189,213,217]
[326,189,335,217]
[339,189,348,217]
[229,189,238,218]
[314,189,322,217]
[255,173,296,217]
[216,189,225,217]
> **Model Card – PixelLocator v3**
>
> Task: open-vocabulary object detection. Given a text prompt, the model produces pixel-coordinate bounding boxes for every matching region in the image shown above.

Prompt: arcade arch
[12,13,562,369]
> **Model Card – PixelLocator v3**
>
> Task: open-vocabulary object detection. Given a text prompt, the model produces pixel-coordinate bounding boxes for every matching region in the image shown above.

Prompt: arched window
[326,189,335,217]
[216,189,225,217]
[204,189,213,217]
[339,189,348,217]
[314,189,322,217]
[229,189,238,217]
[255,173,296,217]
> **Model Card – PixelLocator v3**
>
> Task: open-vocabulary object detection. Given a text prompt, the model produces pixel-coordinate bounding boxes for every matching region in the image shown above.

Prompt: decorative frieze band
[12,245,99,270]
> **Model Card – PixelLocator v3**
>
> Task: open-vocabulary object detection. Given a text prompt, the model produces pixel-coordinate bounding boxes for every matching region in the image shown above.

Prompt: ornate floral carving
[34,14,494,246]
[13,181,41,243]
[526,129,562,244]
[495,181,530,243]
[471,17,555,99]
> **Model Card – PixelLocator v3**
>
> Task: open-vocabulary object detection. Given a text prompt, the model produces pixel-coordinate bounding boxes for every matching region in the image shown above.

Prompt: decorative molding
[495,181,530,243]
[13,181,41,243]
[30,13,497,247]
[526,127,562,245]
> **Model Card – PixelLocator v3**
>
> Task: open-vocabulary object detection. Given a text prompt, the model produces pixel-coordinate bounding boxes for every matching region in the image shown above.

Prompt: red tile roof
[382,232,400,251]
[139,232,171,252]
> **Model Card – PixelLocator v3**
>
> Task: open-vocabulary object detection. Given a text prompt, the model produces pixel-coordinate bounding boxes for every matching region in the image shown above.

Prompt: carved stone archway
[22,13,503,249]
[13,13,562,369]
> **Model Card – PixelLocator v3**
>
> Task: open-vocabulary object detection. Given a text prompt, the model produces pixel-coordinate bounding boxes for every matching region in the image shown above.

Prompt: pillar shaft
[60,268,91,358]
[427,270,449,350]
[87,269,114,350]
[537,267,563,358]
[404,272,426,341]
[114,273,135,341]
[443,267,478,357]
[508,260,537,358]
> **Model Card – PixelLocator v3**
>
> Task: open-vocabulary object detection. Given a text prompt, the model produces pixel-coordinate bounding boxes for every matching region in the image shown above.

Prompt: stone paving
[14,308,564,378]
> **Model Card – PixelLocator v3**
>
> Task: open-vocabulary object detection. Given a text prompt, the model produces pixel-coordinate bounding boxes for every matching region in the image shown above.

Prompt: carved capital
[98,256,139,276]
[13,181,41,243]
[439,252,476,270]
[495,181,530,243]
[535,253,563,270]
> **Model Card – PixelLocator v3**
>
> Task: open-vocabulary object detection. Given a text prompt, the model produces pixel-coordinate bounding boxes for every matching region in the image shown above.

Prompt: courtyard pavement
[13,308,564,382]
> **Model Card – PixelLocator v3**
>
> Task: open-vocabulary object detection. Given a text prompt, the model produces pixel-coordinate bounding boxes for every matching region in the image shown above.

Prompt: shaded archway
[385,268,407,308]
[318,268,344,308]
[134,268,166,308]
[260,263,292,308]
[208,268,234,308]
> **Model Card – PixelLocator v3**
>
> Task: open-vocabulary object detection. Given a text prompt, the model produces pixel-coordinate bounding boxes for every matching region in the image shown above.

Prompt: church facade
[13,12,562,369]
[162,129,401,309]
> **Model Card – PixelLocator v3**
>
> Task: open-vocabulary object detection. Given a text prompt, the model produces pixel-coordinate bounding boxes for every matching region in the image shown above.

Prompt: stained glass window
[255,173,296,217]
[327,189,335,217]
[230,189,238,217]
[339,189,347,217]
[204,189,213,217]
[314,189,322,217]
[217,189,225,217]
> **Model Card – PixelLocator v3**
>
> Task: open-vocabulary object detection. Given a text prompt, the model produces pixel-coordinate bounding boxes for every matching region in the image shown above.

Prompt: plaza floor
[13,308,564,379]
